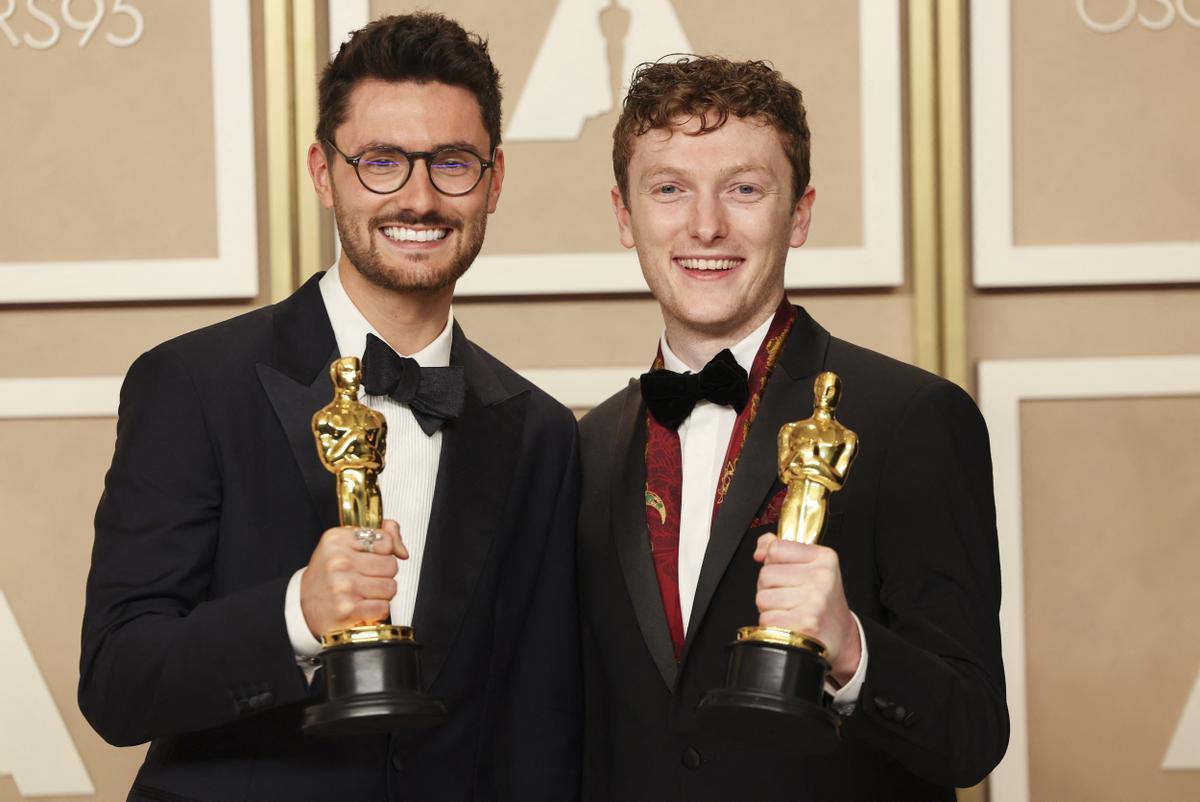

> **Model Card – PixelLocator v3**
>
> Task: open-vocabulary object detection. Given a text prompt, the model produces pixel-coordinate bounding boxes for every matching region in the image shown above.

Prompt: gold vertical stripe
[943,6,988,802]
[264,1,296,303]
[909,0,942,375]
[937,0,970,390]
[293,0,324,291]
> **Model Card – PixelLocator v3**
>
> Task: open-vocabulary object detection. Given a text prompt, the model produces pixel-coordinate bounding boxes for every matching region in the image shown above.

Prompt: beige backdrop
[1020,397,1200,801]
[0,1,219,262]
[1011,0,1200,246]
[971,1,1200,800]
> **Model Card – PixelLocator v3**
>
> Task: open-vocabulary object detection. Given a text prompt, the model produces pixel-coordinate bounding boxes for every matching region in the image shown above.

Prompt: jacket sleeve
[842,380,1009,787]
[79,347,310,746]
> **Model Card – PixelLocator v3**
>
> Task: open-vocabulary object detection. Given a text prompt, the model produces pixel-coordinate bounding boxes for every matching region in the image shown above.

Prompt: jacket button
[873,696,893,711]
[681,746,702,770]
[391,752,405,772]
[891,705,907,723]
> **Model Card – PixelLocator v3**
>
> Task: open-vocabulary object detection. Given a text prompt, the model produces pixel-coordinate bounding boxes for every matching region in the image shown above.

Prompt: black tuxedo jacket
[578,307,1007,801]
[80,274,581,802]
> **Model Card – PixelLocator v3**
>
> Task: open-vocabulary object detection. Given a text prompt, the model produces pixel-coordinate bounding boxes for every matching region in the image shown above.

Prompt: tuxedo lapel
[611,381,679,689]
[256,273,341,535]
[683,308,830,657]
[412,326,528,689]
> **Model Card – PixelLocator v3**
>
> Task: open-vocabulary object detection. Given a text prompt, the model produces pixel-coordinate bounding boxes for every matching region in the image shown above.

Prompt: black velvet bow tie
[360,333,466,435]
[640,348,750,430]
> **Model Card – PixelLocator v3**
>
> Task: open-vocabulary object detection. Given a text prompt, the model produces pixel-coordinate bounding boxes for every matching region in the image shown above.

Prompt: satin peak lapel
[257,352,341,535]
[255,273,341,535]
[612,381,678,689]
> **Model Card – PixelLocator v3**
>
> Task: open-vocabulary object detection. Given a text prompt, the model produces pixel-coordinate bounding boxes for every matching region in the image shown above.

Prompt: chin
[672,307,743,337]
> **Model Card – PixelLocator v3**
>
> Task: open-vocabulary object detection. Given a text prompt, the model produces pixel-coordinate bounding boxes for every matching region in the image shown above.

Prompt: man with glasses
[80,14,581,802]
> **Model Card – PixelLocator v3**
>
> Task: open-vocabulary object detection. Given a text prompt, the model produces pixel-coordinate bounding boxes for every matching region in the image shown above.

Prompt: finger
[355,575,398,601]
[758,608,822,635]
[337,525,381,554]
[763,540,825,566]
[756,585,829,618]
[353,599,391,626]
[380,519,409,560]
[755,586,797,614]
[753,533,778,563]
[355,551,402,577]
[757,561,822,591]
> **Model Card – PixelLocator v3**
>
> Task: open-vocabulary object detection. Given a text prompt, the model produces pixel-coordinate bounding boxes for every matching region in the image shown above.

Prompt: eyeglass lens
[357,148,485,195]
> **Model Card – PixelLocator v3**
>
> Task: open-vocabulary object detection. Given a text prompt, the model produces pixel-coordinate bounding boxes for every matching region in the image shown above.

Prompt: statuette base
[696,635,839,753]
[302,633,446,736]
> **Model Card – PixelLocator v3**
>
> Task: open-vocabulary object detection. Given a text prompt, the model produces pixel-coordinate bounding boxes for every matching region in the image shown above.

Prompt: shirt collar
[319,262,453,367]
[660,313,774,376]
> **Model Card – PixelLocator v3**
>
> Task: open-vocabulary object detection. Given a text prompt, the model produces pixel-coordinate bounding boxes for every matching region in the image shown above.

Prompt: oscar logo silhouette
[697,371,859,752]
[302,357,446,736]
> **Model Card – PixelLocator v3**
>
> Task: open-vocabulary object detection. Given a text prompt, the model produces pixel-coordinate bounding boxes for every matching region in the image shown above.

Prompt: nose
[687,192,728,245]
[395,157,440,214]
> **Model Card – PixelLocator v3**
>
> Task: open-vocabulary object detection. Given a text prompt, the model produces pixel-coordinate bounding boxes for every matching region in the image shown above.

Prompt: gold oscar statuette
[697,371,859,752]
[301,357,446,736]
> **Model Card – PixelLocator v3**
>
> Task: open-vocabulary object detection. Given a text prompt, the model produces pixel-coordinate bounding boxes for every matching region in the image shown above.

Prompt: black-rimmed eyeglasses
[326,140,495,196]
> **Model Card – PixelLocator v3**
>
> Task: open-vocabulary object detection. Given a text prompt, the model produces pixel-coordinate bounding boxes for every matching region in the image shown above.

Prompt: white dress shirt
[284,263,452,663]
[660,319,867,711]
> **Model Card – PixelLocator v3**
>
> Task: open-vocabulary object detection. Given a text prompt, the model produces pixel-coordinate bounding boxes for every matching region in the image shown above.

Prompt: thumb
[381,519,408,559]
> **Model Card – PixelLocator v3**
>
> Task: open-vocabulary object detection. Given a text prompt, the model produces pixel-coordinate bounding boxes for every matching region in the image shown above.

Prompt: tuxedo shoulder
[826,337,974,406]
[145,303,275,367]
[456,336,575,426]
[578,381,636,442]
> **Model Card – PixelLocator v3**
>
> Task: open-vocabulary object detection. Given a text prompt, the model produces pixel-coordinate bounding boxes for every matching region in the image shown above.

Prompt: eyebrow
[640,163,775,181]
[352,140,488,154]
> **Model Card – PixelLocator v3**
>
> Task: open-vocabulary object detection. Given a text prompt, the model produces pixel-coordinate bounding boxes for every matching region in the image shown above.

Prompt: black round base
[303,692,447,736]
[696,637,840,753]
[302,638,447,736]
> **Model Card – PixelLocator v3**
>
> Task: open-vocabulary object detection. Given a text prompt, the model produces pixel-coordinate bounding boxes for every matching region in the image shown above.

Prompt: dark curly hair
[613,56,811,203]
[317,13,502,154]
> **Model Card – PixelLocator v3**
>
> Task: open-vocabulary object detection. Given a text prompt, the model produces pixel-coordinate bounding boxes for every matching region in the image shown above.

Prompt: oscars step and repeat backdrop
[0,1,1195,800]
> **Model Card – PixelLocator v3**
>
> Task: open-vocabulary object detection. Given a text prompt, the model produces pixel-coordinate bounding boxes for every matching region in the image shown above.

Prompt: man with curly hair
[577,56,1008,800]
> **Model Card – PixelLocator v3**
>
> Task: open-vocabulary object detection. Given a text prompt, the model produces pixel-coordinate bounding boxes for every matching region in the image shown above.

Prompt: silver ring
[353,527,383,553]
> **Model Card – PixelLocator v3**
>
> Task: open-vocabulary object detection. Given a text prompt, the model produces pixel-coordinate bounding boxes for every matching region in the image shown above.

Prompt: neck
[339,255,453,356]
[663,305,780,373]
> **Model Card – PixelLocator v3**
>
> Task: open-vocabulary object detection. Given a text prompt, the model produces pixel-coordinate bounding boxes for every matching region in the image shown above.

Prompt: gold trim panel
[321,624,416,647]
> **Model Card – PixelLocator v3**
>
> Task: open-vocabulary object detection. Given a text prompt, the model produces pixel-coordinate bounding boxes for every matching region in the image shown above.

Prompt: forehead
[627,114,789,173]
[338,78,489,150]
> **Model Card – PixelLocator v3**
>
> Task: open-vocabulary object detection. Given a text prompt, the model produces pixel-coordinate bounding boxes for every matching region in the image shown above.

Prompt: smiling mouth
[676,257,741,271]
[380,226,450,243]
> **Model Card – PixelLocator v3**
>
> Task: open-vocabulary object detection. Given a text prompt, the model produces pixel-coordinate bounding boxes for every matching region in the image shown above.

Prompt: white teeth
[678,258,739,271]
[381,226,449,242]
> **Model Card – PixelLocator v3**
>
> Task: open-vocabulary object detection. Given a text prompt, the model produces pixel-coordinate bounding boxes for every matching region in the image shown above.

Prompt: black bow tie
[640,348,750,430]
[360,333,466,435]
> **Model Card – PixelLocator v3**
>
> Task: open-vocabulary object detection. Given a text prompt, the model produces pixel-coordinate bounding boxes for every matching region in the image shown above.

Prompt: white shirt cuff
[285,567,324,660]
[829,612,868,715]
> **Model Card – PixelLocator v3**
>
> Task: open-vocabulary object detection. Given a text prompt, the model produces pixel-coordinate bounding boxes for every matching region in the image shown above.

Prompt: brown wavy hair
[317,13,503,154]
[613,56,811,203]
